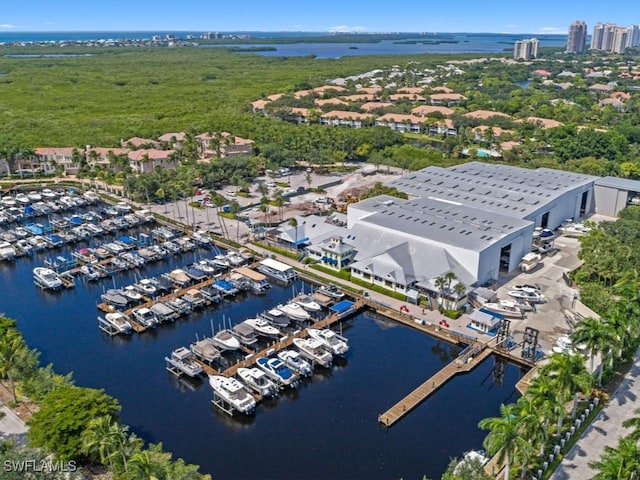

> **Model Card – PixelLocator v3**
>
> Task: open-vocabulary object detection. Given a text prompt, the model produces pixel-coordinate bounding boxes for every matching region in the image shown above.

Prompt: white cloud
[538,26,567,33]
[505,24,518,29]
[0,24,18,29]
[327,25,367,33]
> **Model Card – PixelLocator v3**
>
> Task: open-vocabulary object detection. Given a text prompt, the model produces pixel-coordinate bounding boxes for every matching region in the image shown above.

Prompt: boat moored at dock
[293,337,333,368]
[245,318,282,339]
[33,267,63,290]
[307,328,349,357]
[256,357,299,389]
[277,349,313,377]
[165,347,203,378]
[237,367,278,398]
[209,375,256,415]
[256,258,297,283]
[98,311,133,335]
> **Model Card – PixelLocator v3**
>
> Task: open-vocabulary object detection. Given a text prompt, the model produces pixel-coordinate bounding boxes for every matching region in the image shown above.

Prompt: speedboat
[134,278,157,296]
[101,289,129,308]
[316,284,345,300]
[99,311,133,334]
[33,267,63,290]
[190,337,222,364]
[150,302,179,323]
[307,328,349,357]
[277,349,313,377]
[245,318,282,339]
[519,252,542,272]
[209,375,256,415]
[80,264,102,282]
[481,301,524,318]
[507,290,545,303]
[294,294,322,312]
[256,357,299,388]
[293,337,333,368]
[533,227,555,240]
[237,367,278,398]
[168,269,190,287]
[0,241,17,261]
[131,307,158,329]
[512,284,542,293]
[260,308,290,327]
[165,347,203,378]
[211,329,241,351]
[558,221,591,237]
[193,259,216,275]
[122,285,143,302]
[278,302,311,322]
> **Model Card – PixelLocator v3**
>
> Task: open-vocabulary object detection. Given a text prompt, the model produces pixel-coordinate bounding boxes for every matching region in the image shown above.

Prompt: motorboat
[190,337,222,364]
[150,302,179,323]
[211,329,241,351]
[519,252,542,272]
[533,227,555,240]
[182,289,207,309]
[278,302,311,322]
[558,220,591,237]
[33,267,63,290]
[481,301,524,319]
[80,264,102,281]
[256,357,299,388]
[512,284,542,294]
[167,269,190,287]
[99,311,133,335]
[293,337,333,368]
[511,300,535,312]
[131,307,158,329]
[316,284,345,300]
[165,347,203,378]
[166,297,192,316]
[134,278,157,296]
[294,294,322,312]
[210,255,230,270]
[259,308,290,328]
[192,259,216,275]
[0,241,17,261]
[307,328,349,357]
[101,289,129,308]
[507,290,545,303]
[122,285,143,302]
[245,318,282,339]
[277,349,313,377]
[209,375,256,415]
[237,367,278,398]
[231,321,259,347]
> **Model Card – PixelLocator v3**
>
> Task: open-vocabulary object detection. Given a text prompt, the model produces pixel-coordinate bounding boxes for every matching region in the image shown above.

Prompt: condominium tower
[566,20,587,53]
[513,38,539,60]
[591,22,640,53]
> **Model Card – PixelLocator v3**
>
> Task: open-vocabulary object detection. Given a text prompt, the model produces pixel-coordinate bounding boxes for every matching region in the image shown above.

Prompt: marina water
[0,216,522,479]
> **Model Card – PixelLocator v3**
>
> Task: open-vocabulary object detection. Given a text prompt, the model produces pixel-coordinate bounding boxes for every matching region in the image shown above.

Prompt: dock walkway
[379,345,491,427]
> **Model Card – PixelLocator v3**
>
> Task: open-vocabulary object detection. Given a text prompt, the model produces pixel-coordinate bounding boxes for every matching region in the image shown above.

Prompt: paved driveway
[0,405,28,446]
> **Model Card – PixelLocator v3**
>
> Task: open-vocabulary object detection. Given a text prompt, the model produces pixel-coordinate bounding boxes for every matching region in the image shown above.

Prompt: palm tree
[622,408,640,441]
[288,217,299,249]
[478,403,534,480]
[571,316,617,381]
[543,352,592,426]
[0,330,28,403]
[590,436,640,480]
[128,449,160,480]
[82,415,118,472]
[527,373,563,440]
[515,395,550,459]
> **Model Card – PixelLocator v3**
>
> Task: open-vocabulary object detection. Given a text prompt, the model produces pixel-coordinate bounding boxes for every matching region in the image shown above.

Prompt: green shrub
[310,264,351,280]
[443,309,462,320]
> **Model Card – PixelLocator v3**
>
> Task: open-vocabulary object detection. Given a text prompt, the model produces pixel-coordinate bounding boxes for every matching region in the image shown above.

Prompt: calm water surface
[0,214,522,479]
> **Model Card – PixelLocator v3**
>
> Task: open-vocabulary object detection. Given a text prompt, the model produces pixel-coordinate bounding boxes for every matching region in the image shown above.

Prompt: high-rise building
[566,20,587,53]
[626,24,640,48]
[591,22,604,50]
[602,23,617,51]
[612,27,629,53]
[514,38,539,60]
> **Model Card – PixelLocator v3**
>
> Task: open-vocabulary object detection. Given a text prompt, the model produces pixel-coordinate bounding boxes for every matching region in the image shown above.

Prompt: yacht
[519,252,542,272]
[166,297,192,316]
[237,367,278,398]
[293,337,333,368]
[134,278,157,296]
[99,312,133,335]
[245,318,282,339]
[211,329,241,352]
[278,302,311,322]
[131,307,158,329]
[0,241,17,261]
[122,285,143,302]
[259,308,290,328]
[33,267,63,290]
[307,328,349,357]
[209,375,256,415]
[316,284,345,300]
[231,321,259,347]
[190,337,222,364]
[256,357,299,388]
[165,347,203,378]
[507,290,545,303]
[277,349,313,377]
[481,301,524,319]
[167,269,190,287]
[294,294,322,312]
[150,302,179,323]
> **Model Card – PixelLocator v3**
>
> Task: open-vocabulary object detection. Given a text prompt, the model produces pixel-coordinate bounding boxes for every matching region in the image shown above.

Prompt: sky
[2,0,640,34]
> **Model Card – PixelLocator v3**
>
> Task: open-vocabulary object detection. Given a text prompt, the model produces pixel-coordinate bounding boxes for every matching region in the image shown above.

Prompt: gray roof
[350,194,532,252]
[385,162,598,219]
[595,176,640,191]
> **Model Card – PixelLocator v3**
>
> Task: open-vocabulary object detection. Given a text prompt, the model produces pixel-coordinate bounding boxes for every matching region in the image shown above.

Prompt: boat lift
[98,316,120,336]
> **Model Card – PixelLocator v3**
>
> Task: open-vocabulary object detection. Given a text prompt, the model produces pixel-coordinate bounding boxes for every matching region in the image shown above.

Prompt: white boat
[33,267,63,290]
[99,311,133,334]
[211,329,241,351]
[122,285,143,302]
[80,264,102,281]
[15,194,30,205]
[231,321,259,347]
[558,221,591,237]
[237,367,278,398]
[168,269,190,287]
[294,294,322,312]
[293,337,333,368]
[278,302,311,322]
[101,289,129,308]
[245,318,282,339]
[165,347,203,378]
[131,307,158,329]
[481,301,524,318]
[150,302,179,323]
[512,284,542,293]
[316,284,344,300]
[519,252,542,272]
[533,227,555,240]
[260,308,290,327]
[507,290,545,303]
[0,241,17,261]
[190,337,222,364]
[209,375,256,414]
[277,349,313,377]
[307,328,349,357]
[256,357,299,388]
[134,278,157,296]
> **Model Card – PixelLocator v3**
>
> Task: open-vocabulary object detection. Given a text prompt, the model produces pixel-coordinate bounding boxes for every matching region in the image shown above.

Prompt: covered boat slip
[330,300,355,319]
[256,258,297,282]
[234,266,270,292]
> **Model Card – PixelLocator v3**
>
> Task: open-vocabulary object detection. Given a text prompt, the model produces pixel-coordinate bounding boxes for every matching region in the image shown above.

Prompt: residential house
[320,111,373,128]
[312,85,347,95]
[314,98,349,108]
[128,149,177,174]
[472,126,514,142]
[357,86,382,95]
[599,97,626,111]
[85,147,130,168]
[522,117,563,129]
[360,101,393,112]
[121,137,159,149]
[388,93,426,102]
[532,69,552,78]
[397,87,424,95]
[288,107,312,124]
[588,83,615,94]
[427,119,458,136]
[375,113,427,133]
[34,147,85,175]
[341,94,377,103]
[157,132,186,149]
[429,93,466,106]
[293,89,314,99]
[431,86,453,94]
[195,132,254,158]
[411,105,455,117]
[463,110,512,121]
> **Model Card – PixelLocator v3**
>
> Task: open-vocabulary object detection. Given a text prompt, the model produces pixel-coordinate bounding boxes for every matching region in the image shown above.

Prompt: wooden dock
[378,344,491,427]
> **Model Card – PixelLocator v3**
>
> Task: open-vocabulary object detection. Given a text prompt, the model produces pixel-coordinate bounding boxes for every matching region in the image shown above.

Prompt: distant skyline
[2,1,640,35]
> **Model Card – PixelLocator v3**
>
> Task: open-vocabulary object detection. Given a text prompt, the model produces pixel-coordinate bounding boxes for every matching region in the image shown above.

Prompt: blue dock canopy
[330,300,354,314]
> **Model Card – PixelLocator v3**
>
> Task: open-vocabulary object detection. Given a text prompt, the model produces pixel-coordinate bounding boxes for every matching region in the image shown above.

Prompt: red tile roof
[411,105,454,117]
